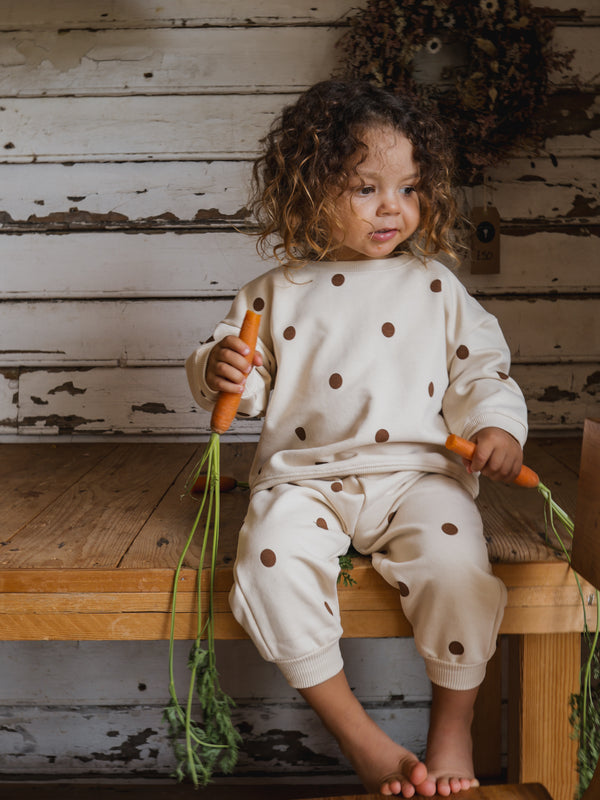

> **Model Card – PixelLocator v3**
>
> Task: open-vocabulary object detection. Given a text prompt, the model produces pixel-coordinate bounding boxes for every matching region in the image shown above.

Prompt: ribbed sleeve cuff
[461,413,528,448]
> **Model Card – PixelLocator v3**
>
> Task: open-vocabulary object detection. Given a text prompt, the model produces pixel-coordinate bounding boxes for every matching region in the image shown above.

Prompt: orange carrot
[445,434,540,489]
[210,309,261,435]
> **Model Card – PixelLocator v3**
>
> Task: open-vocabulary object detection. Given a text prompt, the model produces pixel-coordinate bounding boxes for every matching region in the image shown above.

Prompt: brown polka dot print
[497,371,509,380]
[253,297,265,312]
[260,549,276,567]
[295,426,306,441]
[283,326,296,340]
[382,322,395,338]
[442,523,458,536]
[398,581,410,597]
[331,481,343,493]
[332,273,345,287]
[456,345,470,360]
[430,279,442,293]
[324,602,334,616]
[428,382,434,397]
[449,641,465,655]
[375,429,389,443]
[316,518,328,529]
[329,373,343,389]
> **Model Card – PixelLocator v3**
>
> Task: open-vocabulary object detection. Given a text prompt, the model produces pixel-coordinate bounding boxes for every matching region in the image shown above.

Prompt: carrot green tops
[186,255,527,498]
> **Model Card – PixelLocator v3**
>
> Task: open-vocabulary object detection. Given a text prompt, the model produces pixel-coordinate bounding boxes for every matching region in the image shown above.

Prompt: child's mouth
[370,228,397,242]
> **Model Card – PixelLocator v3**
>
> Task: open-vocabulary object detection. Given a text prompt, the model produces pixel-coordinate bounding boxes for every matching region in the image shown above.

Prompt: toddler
[186,80,527,797]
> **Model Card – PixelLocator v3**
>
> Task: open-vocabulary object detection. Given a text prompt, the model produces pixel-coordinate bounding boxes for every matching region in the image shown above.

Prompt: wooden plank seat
[0,437,592,800]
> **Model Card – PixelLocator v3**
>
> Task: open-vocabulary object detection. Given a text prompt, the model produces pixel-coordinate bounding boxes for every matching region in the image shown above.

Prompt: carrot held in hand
[445,433,539,489]
[210,309,261,434]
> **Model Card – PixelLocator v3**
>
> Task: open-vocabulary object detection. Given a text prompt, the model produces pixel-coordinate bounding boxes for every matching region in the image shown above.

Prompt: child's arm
[206,335,264,395]
[463,426,523,484]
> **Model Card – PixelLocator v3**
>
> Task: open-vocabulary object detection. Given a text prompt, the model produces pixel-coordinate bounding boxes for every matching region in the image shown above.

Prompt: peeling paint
[537,385,579,403]
[131,403,175,415]
[21,414,104,432]
[238,722,340,768]
[48,381,86,396]
[543,92,600,138]
[194,206,249,221]
[88,728,159,763]
[27,209,129,226]
[567,194,600,218]
[584,371,600,395]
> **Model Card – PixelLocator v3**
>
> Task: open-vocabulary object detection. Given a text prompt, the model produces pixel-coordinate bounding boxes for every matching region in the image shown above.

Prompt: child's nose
[379,192,401,214]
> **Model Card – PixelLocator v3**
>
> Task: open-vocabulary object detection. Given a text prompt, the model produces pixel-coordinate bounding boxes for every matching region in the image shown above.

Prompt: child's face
[331,126,420,261]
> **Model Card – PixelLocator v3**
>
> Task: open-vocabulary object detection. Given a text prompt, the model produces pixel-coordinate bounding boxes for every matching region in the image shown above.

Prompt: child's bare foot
[425,684,480,796]
[299,671,436,797]
[340,709,435,796]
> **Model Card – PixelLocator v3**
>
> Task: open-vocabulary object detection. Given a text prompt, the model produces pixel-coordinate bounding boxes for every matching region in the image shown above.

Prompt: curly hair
[248,79,463,269]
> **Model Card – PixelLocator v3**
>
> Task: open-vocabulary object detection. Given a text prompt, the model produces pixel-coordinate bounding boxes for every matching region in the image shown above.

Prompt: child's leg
[364,473,506,794]
[229,481,351,687]
[425,683,479,797]
[299,669,436,798]
[230,478,437,796]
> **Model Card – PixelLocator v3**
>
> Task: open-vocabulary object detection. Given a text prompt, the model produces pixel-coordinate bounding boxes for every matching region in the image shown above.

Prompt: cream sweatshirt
[186,255,528,497]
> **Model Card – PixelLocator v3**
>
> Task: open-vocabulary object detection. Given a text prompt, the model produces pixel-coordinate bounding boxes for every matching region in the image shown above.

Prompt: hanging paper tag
[470,205,500,274]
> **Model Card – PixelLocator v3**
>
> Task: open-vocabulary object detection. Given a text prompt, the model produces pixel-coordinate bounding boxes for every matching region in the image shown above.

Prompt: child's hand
[205,335,263,395]
[464,426,523,484]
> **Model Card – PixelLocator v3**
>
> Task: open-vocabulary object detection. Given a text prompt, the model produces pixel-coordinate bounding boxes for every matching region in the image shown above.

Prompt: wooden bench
[0,436,593,800]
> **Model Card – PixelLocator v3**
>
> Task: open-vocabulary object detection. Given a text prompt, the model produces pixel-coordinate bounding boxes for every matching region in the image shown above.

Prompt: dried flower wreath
[338,0,573,182]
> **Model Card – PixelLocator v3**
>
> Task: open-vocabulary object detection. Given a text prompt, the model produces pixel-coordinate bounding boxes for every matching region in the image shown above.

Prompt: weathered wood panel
[1,0,361,29]
[0,161,252,228]
[0,233,264,298]
[9,362,598,435]
[0,26,591,98]
[0,701,427,778]
[475,157,600,224]
[15,367,263,435]
[0,370,18,433]
[2,159,599,230]
[1,91,598,164]
[0,639,430,704]
[0,232,598,299]
[3,0,595,29]
[0,158,598,231]
[0,28,342,97]
[1,297,598,367]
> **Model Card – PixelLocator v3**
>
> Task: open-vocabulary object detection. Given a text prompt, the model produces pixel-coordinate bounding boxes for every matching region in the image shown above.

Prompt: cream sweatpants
[229,471,506,691]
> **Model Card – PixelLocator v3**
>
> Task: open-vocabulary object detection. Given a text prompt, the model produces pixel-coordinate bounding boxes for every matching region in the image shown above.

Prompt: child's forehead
[350,125,416,172]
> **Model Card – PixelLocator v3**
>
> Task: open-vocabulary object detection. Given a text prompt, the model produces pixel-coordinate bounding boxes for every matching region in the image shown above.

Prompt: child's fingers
[480,452,522,484]
[206,335,258,393]
[472,442,523,484]
[469,427,523,484]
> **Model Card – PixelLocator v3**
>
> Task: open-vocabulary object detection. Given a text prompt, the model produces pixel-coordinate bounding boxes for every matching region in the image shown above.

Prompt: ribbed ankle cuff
[425,657,487,691]
[276,642,344,689]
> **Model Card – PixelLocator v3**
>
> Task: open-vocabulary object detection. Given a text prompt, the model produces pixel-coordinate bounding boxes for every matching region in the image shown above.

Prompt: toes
[435,778,452,797]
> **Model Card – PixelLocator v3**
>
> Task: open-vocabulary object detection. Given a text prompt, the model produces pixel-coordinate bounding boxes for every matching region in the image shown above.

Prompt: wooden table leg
[473,642,503,780]
[508,633,580,800]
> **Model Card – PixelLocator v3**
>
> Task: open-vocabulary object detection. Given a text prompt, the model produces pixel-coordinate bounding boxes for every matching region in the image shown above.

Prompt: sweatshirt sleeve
[442,280,528,447]
[185,288,275,421]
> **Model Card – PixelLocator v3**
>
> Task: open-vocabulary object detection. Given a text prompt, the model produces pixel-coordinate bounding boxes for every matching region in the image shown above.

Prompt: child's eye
[401,186,417,196]
[356,185,374,196]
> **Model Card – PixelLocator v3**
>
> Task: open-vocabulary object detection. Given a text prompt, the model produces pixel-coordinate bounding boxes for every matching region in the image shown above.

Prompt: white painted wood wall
[0,0,598,782]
